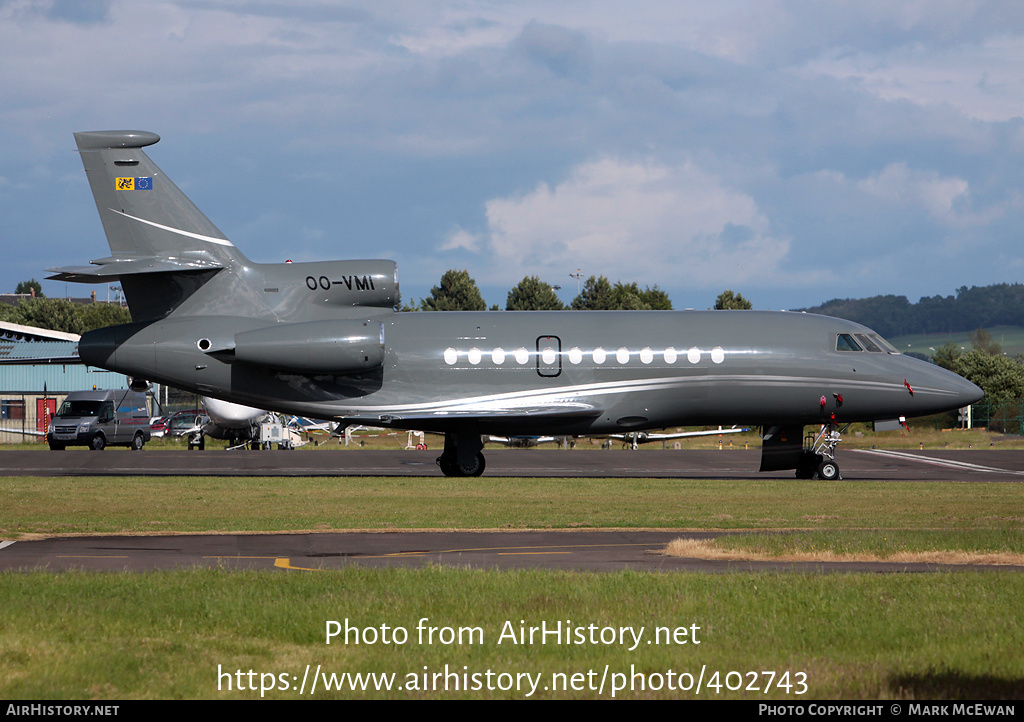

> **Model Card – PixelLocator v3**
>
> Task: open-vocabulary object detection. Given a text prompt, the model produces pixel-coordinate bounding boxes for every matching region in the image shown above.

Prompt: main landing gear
[436,431,486,477]
[796,423,847,480]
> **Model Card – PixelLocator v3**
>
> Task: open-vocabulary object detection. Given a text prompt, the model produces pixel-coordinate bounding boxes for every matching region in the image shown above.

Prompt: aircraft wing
[0,428,46,437]
[0,354,82,365]
[338,402,602,429]
[486,435,558,446]
[607,426,750,442]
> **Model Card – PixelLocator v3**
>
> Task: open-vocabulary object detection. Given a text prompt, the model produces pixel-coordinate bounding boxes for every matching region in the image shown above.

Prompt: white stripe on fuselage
[332,373,931,416]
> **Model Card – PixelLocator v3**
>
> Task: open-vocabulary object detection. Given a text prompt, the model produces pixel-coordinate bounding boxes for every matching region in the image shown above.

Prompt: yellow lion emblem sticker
[115,177,152,191]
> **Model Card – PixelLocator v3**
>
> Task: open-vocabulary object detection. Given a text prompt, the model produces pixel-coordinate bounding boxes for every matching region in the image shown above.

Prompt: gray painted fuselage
[79,307,980,435]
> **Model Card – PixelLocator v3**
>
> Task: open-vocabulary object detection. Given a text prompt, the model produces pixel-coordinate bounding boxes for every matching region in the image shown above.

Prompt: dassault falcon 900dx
[50,131,983,478]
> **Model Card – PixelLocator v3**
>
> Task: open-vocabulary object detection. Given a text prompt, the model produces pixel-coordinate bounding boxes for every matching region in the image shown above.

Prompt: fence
[0,393,62,443]
[969,401,1024,436]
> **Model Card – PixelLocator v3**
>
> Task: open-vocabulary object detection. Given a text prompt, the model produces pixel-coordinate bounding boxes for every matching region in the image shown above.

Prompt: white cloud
[475,157,794,289]
[438,226,482,252]
[855,163,1011,228]
[803,35,1024,122]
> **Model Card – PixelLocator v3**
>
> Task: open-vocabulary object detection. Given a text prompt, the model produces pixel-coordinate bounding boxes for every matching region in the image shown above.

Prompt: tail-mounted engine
[233,319,385,374]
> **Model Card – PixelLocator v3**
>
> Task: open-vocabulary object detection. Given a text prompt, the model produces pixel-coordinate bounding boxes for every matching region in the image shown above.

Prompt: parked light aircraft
[176,397,267,449]
[50,131,983,478]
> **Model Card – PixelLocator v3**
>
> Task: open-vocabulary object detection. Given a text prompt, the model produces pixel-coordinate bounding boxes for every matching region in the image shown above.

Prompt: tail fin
[49,131,256,321]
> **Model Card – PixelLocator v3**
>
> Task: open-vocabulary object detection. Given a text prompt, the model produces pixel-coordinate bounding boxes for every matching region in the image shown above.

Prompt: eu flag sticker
[114,177,153,190]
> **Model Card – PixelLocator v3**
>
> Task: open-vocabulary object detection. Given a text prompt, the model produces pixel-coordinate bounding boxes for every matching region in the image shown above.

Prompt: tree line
[1,280,131,335]
[411,270,675,311]
[795,284,1024,338]
[408,269,753,312]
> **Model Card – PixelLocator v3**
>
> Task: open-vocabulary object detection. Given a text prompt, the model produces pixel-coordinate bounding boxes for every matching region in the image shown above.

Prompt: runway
[3,529,1021,573]
[4,447,1024,480]
[4,448,1022,573]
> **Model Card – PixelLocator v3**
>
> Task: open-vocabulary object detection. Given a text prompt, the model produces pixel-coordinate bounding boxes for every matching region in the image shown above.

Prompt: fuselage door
[536,335,561,377]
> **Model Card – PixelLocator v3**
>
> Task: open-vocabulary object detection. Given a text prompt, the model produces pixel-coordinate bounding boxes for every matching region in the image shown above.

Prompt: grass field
[890,325,1024,358]
[2,471,1024,699]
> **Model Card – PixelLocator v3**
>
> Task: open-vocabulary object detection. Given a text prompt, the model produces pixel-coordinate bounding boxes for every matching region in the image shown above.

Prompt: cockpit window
[836,334,862,352]
[836,332,901,354]
[855,334,882,352]
[870,334,900,354]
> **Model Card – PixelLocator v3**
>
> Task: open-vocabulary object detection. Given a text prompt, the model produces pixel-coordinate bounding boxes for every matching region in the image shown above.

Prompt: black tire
[458,452,486,477]
[90,434,105,451]
[131,433,144,451]
[437,454,457,477]
[817,460,840,481]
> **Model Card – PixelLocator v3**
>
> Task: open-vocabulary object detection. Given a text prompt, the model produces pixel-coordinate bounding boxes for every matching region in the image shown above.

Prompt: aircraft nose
[923,364,984,410]
[952,373,985,408]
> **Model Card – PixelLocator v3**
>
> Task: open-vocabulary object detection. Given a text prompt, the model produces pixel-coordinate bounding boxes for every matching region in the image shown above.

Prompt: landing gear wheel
[458,452,486,477]
[131,433,144,450]
[817,460,840,481]
[437,451,485,477]
[437,454,457,477]
[90,434,105,451]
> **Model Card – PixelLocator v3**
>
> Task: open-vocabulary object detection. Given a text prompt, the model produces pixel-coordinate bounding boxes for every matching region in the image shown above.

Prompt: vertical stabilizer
[73,130,247,268]
[50,131,267,321]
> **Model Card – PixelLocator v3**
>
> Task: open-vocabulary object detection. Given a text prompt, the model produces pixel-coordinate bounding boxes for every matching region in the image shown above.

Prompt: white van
[47,389,151,450]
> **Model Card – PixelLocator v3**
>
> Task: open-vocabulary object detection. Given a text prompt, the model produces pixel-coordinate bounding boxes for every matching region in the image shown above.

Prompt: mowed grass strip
[1,569,1022,700]
[2,476,1024,536]
[666,529,1024,565]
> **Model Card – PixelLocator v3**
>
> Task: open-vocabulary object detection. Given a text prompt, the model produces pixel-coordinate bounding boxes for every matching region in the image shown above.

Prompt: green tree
[78,303,132,332]
[714,290,752,310]
[10,298,84,334]
[15,279,43,298]
[639,285,672,310]
[506,276,565,311]
[420,270,487,311]
[952,350,1024,403]
[968,327,1002,356]
[931,341,963,371]
[571,276,615,310]
[609,282,673,310]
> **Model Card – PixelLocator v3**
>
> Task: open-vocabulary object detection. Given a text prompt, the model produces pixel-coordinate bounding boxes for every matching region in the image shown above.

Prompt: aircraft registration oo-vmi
[51,131,984,479]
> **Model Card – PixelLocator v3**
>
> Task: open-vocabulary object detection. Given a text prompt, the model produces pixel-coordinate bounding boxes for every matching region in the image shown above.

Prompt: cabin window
[836,334,862,352]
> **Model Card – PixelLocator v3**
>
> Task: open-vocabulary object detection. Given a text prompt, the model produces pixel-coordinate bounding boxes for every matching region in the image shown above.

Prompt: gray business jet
[50,131,983,479]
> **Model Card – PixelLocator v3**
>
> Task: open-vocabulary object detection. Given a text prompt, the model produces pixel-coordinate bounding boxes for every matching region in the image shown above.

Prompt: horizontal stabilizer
[47,254,224,283]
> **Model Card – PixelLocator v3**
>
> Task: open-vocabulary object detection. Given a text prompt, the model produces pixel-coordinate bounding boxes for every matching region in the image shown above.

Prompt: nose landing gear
[797,423,846,480]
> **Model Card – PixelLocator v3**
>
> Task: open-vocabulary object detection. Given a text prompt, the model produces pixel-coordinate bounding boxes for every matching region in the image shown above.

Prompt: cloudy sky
[3,0,1024,312]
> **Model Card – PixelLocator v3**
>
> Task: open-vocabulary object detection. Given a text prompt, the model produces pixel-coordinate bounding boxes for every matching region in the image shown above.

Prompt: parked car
[149,416,169,438]
[164,409,205,437]
[48,389,151,450]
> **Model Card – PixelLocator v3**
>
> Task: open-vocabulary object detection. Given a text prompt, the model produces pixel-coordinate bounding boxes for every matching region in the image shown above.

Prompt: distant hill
[795,284,1024,338]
